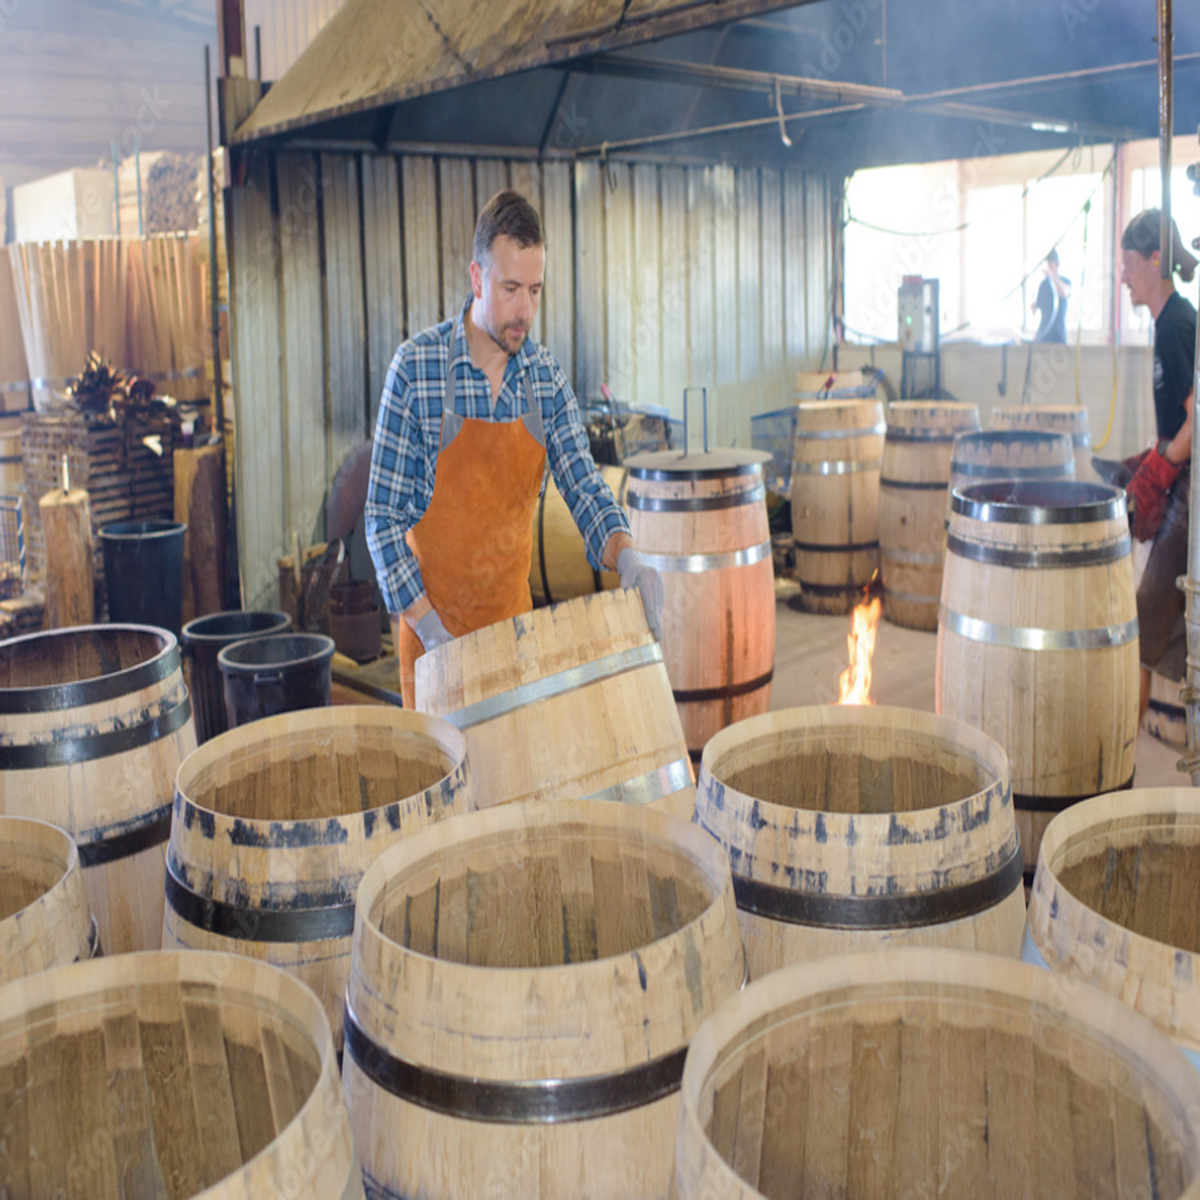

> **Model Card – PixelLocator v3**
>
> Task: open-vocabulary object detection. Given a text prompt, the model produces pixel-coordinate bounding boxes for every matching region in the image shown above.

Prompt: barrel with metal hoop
[416,588,695,816]
[0,624,196,953]
[625,430,775,760]
[161,705,472,1047]
[790,398,885,614]
[1023,788,1200,1074]
[936,480,1138,882]
[530,465,626,606]
[880,400,981,630]
[948,428,1075,518]
[694,705,1025,981]
[990,403,1095,482]
[0,815,97,984]
[342,798,745,1200]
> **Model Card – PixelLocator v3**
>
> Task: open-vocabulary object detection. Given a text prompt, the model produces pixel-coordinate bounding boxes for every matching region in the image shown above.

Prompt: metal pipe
[204,43,225,437]
[1159,0,1173,278]
[135,133,143,237]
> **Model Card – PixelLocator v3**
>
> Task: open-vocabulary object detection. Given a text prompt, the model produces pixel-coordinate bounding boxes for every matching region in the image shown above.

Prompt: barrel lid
[951,480,1127,524]
[625,449,770,480]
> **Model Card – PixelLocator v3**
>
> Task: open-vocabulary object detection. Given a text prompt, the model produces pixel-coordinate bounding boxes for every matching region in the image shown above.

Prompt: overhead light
[1030,121,1071,133]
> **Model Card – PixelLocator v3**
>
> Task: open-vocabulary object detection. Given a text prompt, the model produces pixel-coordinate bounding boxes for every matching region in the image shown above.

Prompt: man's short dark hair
[473,191,544,267]
[1046,247,1059,266]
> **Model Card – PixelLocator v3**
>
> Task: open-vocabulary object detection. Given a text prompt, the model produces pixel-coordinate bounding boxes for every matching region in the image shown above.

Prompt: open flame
[837,593,883,705]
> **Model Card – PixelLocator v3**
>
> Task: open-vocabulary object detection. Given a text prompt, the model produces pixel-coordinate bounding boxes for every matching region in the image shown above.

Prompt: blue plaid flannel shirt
[366,299,631,614]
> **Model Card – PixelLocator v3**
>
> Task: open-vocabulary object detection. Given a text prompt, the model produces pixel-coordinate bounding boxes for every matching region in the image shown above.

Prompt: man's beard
[484,317,528,355]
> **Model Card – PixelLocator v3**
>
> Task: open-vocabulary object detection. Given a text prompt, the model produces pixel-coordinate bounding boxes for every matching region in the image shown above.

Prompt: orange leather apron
[399,318,546,708]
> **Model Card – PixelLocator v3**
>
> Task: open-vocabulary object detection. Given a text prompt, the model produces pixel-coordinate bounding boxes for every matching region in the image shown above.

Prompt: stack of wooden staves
[20,410,178,599]
[6,242,127,411]
[127,233,209,401]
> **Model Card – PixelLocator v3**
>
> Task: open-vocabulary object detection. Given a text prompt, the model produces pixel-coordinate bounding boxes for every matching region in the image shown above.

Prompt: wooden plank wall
[227,153,833,609]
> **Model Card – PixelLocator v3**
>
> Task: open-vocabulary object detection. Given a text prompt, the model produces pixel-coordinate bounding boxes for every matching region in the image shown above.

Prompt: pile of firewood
[144,153,201,233]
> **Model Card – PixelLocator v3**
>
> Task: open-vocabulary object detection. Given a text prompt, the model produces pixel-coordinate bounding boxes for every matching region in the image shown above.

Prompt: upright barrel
[0,624,196,953]
[694,706,1025,981]
[415,589,695,816]
[791,399,885,613]
[991,403,1095,481]
[530,464,626,605]
[343,799,746,1200]
[181,609,292,743]
[948,428,1074,516]
[0,815,96,983]
[1024,789,1200,1073]
[879,400,981,630]
[163,706,472,1044]
[0,952,364,1199]
[0,415,21,498]
[937,481,1139,883]
[625,449,775,759]
[670,949,1200,1200]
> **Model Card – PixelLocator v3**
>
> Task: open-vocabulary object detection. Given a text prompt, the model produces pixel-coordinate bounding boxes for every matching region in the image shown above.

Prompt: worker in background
[365,190,663,708]
[1031,248,1070,343]
[1117,209,1198,722]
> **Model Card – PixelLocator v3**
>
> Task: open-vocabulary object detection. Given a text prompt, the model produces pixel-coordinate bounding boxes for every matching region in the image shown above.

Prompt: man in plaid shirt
[366,190,663,707]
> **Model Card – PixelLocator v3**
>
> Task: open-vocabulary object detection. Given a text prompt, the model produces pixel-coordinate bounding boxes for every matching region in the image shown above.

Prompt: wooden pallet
[20,411,179,601]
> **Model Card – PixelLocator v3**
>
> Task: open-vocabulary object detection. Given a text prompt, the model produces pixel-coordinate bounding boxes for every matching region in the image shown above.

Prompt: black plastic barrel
[181,611,293,744]
[218,633,335,729]
[99,520,187,638]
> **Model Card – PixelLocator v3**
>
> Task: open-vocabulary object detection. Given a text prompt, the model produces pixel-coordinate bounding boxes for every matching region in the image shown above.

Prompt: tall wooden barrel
[0,815,96,983]
[937,481,1138,884]
[415,589,695,816]
[791,399,885,614]
[0,951,364,1199]
[880,400,981,630]
[163,705,472,1045]
[530,464,625,605]
[1024,789,1200,1073]
[948,428,1075,516]
[343,799,746,1200]
[670,948,1200,1200]
[0,624,197,953]
[991,403,1095,481]
[694,706,1025,980]
[625,449,775,759]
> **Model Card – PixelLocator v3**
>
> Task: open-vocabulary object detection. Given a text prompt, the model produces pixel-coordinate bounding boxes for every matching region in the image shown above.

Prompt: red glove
[1126,447,1181,542]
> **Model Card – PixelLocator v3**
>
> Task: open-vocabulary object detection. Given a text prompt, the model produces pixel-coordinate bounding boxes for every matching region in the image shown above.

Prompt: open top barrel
[670,948,1200,1200]
[695,705,1025,980]
[948,428,1075,518]
[343,798,745,1200]
[991,404,1095,481]
[0,623,196,953]
[936,480,1139,883]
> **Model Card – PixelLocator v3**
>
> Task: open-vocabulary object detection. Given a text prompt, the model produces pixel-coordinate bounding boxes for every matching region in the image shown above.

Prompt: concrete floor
[769,579,1191,791]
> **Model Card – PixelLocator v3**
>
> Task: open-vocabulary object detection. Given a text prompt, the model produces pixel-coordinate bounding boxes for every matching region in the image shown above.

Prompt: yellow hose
[1093,330,1119,451]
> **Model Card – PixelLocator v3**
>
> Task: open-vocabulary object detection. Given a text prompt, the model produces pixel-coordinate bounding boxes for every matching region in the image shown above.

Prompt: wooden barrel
[790,399,885,614]
[0,951,364,1199]
[937,480,1138,884]
[530,464,626,605]
[1146,672,1187,745]
[162,705,472,1046]
[694,706,1025,981]
[880,400,981,630]
[670,948,1200,1200]
[948,428,1075,517]
[415,589,695,816]
[1024,789,1200,1073]
[625,449,775,759]
[0,624,197,953]
[0,815,96,983]
[991,403,1095,482]
[343,798,746,1200]
[0,414,22,498]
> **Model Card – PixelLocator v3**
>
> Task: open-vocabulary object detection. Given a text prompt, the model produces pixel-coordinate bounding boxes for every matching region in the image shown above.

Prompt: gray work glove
[617,547,664,642]
[414,609,454,653]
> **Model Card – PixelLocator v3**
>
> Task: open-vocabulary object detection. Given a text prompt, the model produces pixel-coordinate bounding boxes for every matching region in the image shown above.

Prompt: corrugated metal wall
[228,151,834,609]
[243,0,349,81]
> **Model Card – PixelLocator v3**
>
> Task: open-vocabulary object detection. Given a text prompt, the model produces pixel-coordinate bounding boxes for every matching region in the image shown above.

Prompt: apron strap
[438,315,545,455]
